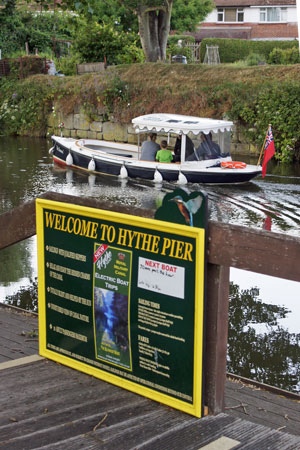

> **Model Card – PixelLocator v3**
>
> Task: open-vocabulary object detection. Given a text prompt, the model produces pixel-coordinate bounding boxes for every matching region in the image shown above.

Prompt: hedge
[200,38,299,63]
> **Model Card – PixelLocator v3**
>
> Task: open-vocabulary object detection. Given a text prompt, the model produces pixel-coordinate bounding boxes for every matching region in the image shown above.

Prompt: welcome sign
[36,198,206,417]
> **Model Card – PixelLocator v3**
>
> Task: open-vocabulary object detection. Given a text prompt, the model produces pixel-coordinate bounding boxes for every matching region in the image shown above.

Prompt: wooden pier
[1,192,300,449]
[1,304,300,449]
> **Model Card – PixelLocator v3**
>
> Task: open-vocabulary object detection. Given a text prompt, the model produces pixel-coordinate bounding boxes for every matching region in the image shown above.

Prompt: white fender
[88,174,96,187]
[154,168,163,183]
[66,152,73,166]
[119,164,128,179]
[49,146,54,155]
[88,158,96,171]
[177,171,188,185]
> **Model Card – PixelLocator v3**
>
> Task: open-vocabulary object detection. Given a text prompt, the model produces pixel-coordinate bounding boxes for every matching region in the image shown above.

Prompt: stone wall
[47,111,259,155]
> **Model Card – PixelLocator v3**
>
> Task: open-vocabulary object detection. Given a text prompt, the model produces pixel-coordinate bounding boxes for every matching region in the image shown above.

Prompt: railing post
[204,263,230,414]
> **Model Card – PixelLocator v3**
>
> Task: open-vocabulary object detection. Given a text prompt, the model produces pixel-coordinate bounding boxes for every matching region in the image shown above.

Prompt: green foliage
[0,9,75,57]
[168,34,195,46]
[170,0,214,32]
[72,20,144,65]
[228,82,300,163]
[55,53,82,76]
[244,53,266,66]
[268,47,300,65]
[200,38,299,64]
[0,76,55,135]
[102,76,130,114]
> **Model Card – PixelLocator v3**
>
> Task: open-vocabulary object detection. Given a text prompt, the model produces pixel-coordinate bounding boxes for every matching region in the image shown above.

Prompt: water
[0,136,299,393]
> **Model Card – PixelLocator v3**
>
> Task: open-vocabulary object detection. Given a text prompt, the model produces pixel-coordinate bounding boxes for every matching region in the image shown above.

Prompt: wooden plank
[0,354,43,371]
[225,385,300,434]
[205,264,230,414]
[1,192,299,282]
[199,436,240,450]
[207,221,300,282]
[226,380,300,415]
[77,62,105,74]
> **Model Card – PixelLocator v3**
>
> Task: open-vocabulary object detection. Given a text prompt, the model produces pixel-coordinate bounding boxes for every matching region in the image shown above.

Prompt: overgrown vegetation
[1,64,300,162]
[0,9,73,57]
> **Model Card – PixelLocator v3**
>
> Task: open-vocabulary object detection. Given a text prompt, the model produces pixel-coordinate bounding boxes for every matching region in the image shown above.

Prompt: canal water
[0,136,299,393]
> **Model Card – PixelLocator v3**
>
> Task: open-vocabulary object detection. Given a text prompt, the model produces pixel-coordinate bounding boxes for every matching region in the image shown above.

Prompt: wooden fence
[1,191,299,415]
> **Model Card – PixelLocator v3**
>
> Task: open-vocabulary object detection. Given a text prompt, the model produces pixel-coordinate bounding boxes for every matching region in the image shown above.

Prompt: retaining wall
[47,111,259,156]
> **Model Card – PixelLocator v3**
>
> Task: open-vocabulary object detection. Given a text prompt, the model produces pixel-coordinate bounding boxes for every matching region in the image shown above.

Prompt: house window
[260,7,287,22]
[217,8,224,22]
[237,8,244,22]
[217,8,244,22]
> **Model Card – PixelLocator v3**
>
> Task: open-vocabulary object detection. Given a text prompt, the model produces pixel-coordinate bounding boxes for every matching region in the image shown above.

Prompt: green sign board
[36,198,206,417]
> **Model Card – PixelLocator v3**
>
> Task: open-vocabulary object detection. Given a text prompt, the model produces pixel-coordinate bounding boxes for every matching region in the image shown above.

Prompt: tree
[34,0,213,62]
[171,0,214,32]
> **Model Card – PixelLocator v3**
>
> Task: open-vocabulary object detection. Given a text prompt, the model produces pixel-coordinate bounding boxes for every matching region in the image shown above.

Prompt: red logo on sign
[93,244,108,264]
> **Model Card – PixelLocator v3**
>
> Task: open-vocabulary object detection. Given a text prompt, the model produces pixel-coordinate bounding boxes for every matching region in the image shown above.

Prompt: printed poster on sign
[93,243,132,370]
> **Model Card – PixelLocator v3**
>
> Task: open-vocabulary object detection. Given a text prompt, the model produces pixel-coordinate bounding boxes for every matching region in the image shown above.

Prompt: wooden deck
[1,305,300,449]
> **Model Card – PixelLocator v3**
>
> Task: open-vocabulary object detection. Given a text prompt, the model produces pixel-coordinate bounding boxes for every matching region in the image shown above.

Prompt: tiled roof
[213,0,296,6]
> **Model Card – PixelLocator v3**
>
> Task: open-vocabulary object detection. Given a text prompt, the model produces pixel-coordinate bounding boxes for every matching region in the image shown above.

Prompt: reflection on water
[0,136,300,392]
[228,272,300,393]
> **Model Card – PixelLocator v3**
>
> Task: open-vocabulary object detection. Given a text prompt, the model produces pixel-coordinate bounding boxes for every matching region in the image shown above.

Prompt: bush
[73,20,144,65]
[55,54,82,76]
[200,38,299,64]
[268,47,300,65]
[245,53,266,66]
[0,10,74,57]
[168,34,195,46]
[228,82,300,162]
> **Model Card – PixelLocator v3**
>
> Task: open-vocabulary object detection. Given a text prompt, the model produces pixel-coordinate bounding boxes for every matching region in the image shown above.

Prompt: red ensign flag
[262,127,275,178]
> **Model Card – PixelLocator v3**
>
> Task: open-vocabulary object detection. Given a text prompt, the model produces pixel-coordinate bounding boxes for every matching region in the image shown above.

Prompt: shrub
[268,47,300,65]
[72,21,143,65]
[245,53,266,66]
[55,54,82,76]
[200,38,299,64]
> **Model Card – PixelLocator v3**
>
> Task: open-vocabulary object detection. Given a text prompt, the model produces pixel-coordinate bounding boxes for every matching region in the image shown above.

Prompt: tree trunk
[137,1,172,62]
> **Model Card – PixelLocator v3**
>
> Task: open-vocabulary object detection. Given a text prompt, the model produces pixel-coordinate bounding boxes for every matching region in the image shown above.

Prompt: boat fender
[119,164,128,179]
[177,171,188,185]
[66,152,73,166]
[88,158,96,171]
[49,146,54,155]
[221,161,247,169]
[154,168,163,183]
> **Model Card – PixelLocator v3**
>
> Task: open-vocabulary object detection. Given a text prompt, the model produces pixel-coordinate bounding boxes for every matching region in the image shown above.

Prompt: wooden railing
[1,192,299,415]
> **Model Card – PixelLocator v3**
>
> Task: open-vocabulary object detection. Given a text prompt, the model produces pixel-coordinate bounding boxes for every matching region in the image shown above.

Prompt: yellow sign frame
[36,198,205,417]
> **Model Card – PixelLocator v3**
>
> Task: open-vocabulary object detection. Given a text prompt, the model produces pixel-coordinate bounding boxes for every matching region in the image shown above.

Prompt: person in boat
[173,134,195,162]
[187,132,221,161]
[155,140,173,163]
[140,132,160,161]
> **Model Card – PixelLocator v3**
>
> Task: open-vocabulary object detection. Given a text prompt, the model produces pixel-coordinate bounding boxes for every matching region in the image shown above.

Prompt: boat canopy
[132,113,233,136]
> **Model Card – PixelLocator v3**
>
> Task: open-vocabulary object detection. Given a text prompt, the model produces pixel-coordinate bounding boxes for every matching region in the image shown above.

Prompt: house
[197,0,298,41]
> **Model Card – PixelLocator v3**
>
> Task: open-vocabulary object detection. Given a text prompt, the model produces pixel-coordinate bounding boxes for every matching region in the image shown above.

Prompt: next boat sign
[36,198,206,417]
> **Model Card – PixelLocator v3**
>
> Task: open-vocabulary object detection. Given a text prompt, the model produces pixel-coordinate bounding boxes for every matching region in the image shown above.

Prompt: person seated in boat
[155,140,173,163]
[140,132,160,161]
[173,134,194,162]
[187,133,221,161]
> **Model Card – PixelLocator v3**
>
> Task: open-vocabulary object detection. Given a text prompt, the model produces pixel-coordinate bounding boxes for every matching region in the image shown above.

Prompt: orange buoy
[221,161,247,169]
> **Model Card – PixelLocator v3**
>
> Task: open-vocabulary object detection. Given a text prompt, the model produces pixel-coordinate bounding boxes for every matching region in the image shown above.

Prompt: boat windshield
[192,130,231,157]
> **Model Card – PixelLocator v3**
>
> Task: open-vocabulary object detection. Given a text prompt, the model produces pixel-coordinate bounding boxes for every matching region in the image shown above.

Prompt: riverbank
[1,63,300,160]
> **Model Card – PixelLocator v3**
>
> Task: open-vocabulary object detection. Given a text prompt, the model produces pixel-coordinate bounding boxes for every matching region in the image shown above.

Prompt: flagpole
[257,124,271,166]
